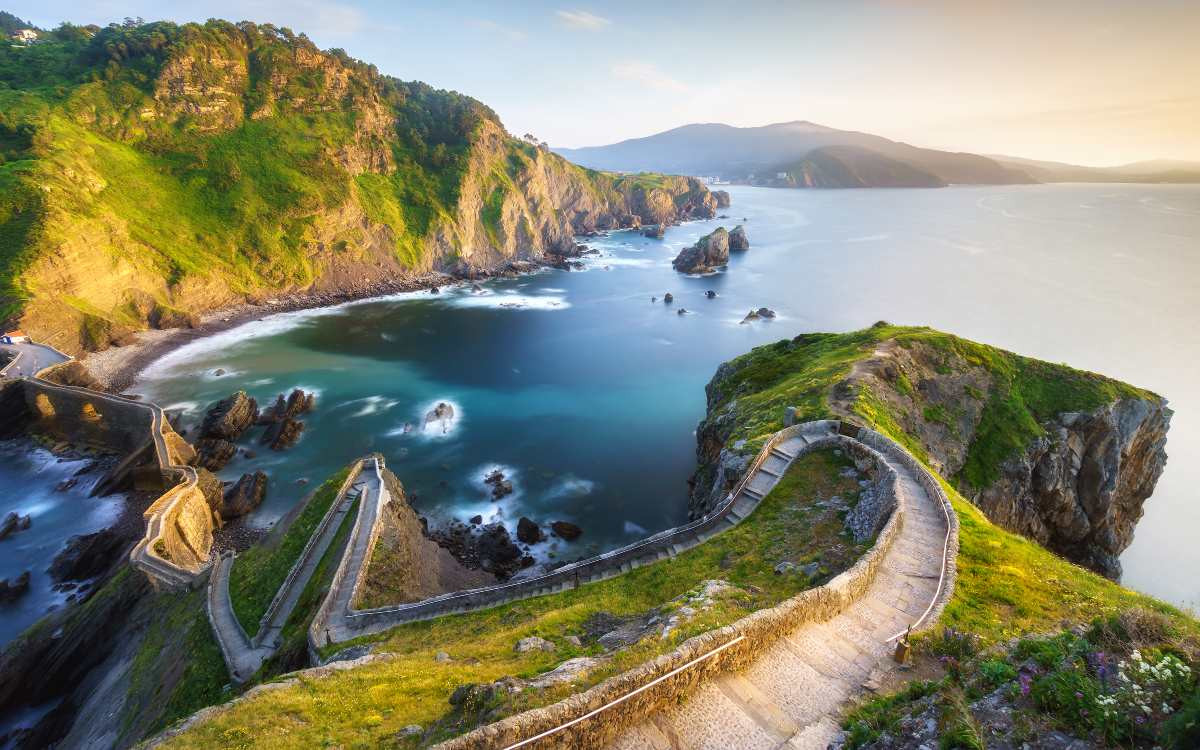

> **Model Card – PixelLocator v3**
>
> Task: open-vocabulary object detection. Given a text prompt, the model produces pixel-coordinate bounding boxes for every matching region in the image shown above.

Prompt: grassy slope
[227,468,350,636]
[705,324,1154,489]
[159,448,865,748]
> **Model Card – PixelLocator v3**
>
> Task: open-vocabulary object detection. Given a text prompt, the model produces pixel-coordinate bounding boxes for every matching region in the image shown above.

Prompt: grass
[227,468,350,636]
[700,324,1156,493]
[157,448,868,748]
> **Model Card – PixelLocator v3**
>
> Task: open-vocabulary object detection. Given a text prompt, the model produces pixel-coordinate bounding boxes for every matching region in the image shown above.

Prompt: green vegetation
[702,323,1154,492]
[159,448,866,748]
[227,467,350,636]
[844,610,1199,749]
[126,585,230,736]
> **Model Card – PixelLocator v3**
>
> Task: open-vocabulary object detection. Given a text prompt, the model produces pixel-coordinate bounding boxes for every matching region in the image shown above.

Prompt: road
[0,341,69,378]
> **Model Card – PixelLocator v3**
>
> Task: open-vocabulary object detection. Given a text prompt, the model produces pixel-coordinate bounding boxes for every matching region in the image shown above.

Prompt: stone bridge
[3,355,215,590]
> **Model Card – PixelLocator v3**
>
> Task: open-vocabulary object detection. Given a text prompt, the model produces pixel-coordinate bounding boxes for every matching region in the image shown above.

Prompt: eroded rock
[672,227,730,274]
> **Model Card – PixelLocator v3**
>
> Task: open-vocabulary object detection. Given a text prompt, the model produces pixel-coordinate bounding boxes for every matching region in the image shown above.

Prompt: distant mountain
[990,155,1200,184]
[555,121,1034,188]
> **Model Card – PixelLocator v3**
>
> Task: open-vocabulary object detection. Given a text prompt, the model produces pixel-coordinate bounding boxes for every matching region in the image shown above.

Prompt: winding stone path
[207,472,368,682]
[607,441,948,750]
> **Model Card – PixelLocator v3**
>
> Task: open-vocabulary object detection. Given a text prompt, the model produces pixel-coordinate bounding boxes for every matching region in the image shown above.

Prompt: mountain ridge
[555,120,1034,187]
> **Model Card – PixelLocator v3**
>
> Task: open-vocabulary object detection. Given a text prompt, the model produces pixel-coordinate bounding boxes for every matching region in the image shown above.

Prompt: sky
[9,0,1200,166]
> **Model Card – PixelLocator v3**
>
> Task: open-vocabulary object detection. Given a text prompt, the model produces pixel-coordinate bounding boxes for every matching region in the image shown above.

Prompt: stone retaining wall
[435,430,906,750]
[316,421,844,645]
[19,364,213,589]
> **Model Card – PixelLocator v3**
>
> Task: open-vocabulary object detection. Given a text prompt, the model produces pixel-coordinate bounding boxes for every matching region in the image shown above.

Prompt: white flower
[1162,702,1172,714]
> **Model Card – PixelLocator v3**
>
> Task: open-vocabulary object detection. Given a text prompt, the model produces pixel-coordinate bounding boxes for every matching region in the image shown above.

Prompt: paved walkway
[608,444,948,750]
[319,460,389,644]
[207,472,369,682]
[0,341,69,378]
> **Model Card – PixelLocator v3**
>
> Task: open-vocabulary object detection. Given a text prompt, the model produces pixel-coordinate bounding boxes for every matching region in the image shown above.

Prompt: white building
[11,29,38,44]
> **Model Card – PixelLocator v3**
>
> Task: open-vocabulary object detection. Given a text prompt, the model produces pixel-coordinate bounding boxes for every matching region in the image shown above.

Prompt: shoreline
[81,262,546,392]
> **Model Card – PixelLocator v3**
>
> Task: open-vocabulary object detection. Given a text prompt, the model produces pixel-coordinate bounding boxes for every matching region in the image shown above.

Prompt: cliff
[690,325,1170,579]
[0,20,716,352]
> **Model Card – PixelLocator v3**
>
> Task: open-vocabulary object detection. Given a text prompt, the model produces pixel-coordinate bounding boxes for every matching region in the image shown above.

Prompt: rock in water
[0,571,31,603]
[0,512,31,541]
[672,227,730,273]
[219,471,268,520]
[663,293,673,303]
[195,438,237,470]
[729,225,749,251]
[550,521,582,540]
[199,391,258,440]
[261,418,304,450]
[705,290,717,299]
[642,224,665,239]
[424,402,455,434]
[516,517,544,544]
[50,528,128,582]
[476,523,524,579]
[713,190,731,208]
[756,307,776,318]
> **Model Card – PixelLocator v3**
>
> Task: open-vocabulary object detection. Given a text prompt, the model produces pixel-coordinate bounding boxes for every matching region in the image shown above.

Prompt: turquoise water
[130,183,1200,611]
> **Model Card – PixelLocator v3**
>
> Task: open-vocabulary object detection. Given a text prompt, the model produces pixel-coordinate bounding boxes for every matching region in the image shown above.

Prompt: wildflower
[1163,703,1172,714]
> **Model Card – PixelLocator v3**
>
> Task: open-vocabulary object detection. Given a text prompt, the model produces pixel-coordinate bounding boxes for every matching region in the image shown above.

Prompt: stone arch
[34,392,55,418]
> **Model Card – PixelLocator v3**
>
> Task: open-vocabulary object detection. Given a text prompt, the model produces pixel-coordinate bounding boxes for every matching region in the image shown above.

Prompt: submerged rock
[672,227,730,274]
[705,290,717,299]
[663,293,674,304]
[516,517,544,544]
[642,224,665,239]
[551,521,583,540]
[0,571,30,603]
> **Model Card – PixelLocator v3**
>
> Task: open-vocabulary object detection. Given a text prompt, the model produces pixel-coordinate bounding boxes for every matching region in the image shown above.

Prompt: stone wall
[434,423,960,750]
[318,422,844,644]
[435,430,907,750]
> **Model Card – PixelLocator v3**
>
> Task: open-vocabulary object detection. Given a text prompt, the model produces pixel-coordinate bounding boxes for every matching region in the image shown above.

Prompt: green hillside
[0,19,714,352]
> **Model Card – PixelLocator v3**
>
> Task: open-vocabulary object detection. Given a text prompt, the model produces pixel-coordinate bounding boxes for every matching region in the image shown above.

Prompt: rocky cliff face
[972,399,1170,578]
[689,329,1171,579]
[0,20,716,352]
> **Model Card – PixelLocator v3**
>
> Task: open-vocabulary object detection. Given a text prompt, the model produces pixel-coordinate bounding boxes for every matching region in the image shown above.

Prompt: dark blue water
[0,443,123,644]
[36,183,1200,616]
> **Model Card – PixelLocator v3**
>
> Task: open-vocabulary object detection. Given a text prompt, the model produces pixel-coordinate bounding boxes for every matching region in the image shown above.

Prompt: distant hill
[990,155,1200,184]
[555,121,1034,188]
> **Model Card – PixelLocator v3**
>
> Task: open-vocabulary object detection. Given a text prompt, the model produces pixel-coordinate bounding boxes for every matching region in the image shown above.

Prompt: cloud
[469,18,528,43]
[611,61,690,93]
[555,9,612,30]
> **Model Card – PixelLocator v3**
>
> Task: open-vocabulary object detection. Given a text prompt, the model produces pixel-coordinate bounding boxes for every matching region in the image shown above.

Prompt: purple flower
[1018,668,1033,697]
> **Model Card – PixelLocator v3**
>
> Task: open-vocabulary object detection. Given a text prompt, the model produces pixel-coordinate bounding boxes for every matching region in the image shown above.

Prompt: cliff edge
[690,325,1170,579]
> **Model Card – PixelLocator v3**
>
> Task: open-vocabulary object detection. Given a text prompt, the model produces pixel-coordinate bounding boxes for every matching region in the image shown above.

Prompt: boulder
[195,438,237,470]
[705,290,717,299]
[712,190,731,208]
[663,293,673,304]
[476,523,523,579]
[199,392,258,440]
[729,225,749,251]
[642,224,665,239]
[514,636,555,653]
[220,471,268,520]
[261,417,304,450]
[0,512,31,541]
[677,308,688,316]
[258,389,314,424]
[516,517,544,544]
[49,528,127,582]
[672,227,730,273]
[469,514,483,525]
[424,402,455,434]
[550,521,582,540]
[0,571,30,603]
